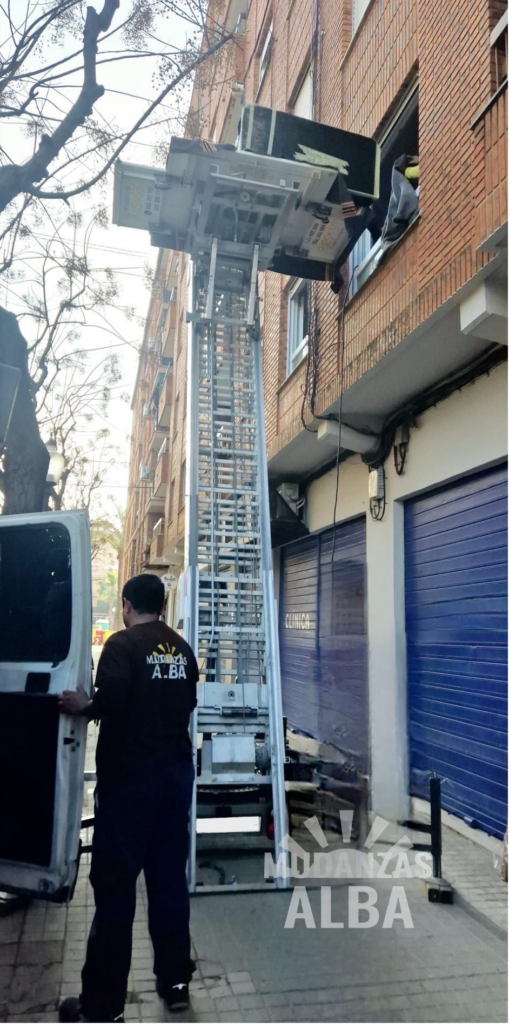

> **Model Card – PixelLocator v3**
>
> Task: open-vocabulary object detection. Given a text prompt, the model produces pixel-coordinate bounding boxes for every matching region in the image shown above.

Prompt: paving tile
[215,995,240,1012]
[16,941,64,966]
[230,981,256,995]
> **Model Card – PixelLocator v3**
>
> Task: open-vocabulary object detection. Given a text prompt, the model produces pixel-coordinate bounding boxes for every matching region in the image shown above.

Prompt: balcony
[149,421,168,451]
[153,442,169,498]
[149,518,167,566]
[162,295,177,359]
[158,370,173,428]
[165,258,179,290]
[146,484,165,514]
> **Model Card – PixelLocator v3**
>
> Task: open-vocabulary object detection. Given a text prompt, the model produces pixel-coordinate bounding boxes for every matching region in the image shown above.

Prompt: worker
[58,573,198,1023]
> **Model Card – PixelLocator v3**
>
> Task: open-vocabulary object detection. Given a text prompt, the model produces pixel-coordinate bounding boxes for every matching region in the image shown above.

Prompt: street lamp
[45,439,65,485]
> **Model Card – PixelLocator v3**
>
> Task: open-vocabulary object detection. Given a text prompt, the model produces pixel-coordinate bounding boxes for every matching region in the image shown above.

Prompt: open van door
[0,510,91,901]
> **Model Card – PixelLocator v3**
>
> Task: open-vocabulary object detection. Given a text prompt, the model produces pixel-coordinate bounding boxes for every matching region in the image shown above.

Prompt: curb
[452,889,508,942]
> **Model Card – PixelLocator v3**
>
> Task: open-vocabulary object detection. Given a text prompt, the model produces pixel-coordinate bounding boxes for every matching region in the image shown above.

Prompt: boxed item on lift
[238,104,380,206]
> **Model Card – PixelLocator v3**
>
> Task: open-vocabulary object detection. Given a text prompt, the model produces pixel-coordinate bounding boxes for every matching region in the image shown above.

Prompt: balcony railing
[149,528,166,564]
[162,298,177,359]
[146,484,165,513]
[153,449,169,497]
[158,370,173,428]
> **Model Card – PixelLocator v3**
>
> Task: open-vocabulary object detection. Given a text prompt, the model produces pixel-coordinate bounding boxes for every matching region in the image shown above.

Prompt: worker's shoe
[58,997,124,1023]
[156,979,190,1011]
[58,998,86,1023]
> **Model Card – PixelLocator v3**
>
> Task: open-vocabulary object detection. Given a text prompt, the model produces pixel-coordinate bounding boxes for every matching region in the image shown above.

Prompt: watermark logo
[265,813,431,930]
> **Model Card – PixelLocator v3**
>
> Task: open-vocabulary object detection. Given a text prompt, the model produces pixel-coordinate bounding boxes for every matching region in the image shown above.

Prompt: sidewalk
[441,826,508,939]
[0,826,506,1023]
[0,714,506,1024]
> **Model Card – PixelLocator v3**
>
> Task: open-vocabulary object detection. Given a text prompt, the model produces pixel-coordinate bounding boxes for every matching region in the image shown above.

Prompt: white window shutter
[293,68,313,120]
[352,0,371,34]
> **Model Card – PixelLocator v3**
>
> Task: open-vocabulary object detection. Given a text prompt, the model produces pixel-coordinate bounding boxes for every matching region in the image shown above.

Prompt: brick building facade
[123,0,507,835]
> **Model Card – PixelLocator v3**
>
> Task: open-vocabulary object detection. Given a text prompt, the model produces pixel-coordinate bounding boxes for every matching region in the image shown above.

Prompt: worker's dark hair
[122,574,164,614]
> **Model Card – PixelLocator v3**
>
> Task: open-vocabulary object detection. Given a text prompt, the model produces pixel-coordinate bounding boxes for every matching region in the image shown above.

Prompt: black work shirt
[92,621,198,784]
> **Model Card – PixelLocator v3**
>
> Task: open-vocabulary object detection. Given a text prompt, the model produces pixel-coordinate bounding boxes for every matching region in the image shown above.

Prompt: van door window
[0,525,72,664]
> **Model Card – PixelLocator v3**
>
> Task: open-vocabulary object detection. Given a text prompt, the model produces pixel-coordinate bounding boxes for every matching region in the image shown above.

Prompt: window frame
[491,10,508,94]
[348,85,419,298]
[287,278,309,376]
[258,21,273,88]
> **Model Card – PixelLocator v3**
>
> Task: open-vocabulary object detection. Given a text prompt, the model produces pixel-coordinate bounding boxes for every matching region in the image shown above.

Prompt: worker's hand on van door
[58,685,90,715]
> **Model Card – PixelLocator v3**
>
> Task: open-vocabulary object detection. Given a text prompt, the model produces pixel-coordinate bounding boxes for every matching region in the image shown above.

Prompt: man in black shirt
[58,574,198,1024]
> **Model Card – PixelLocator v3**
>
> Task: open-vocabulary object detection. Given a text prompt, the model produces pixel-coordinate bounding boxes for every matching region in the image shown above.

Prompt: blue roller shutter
[279,535,320,740]
[280,517,368,770]
[405,463,508,838]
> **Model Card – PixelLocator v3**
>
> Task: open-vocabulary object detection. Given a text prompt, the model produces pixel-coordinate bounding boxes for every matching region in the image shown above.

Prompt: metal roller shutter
[279,517,368,770]
[405,464,508,838]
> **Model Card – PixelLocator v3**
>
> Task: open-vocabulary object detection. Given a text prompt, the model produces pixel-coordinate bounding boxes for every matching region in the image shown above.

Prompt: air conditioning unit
[139,464,150,481]
[147,337,156,352]
[142,402,151,420]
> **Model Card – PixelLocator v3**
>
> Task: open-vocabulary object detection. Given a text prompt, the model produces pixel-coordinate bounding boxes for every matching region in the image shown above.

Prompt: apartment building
[123,0,508,838]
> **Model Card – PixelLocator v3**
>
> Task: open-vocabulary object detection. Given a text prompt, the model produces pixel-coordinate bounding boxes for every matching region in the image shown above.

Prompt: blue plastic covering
[405,463,508,838]
[279,517,368,770]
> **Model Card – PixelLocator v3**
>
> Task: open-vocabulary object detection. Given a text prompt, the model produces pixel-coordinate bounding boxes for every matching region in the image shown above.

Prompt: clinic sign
[284,612,311,630]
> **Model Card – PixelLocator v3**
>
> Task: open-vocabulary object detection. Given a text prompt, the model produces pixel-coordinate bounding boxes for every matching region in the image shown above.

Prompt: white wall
[301,362,508,821]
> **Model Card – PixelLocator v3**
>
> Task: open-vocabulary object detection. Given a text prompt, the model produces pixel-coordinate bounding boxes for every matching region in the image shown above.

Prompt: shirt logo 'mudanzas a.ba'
[146,643,188,679]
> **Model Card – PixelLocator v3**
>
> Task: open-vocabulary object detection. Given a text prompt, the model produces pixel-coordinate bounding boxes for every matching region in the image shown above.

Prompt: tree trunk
[0,307,49,514]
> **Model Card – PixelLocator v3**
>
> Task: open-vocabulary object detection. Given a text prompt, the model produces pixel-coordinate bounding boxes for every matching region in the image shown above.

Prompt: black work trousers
[81,755,195,1022]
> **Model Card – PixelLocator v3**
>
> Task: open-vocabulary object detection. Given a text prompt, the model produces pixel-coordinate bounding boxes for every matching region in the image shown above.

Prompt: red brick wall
[124,0,507,557]
[249,0,506,463]
[165,258,189,553]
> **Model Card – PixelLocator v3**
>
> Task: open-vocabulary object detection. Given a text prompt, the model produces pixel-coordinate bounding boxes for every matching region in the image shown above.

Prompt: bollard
[429,773,442,880]
[401,772,453,903]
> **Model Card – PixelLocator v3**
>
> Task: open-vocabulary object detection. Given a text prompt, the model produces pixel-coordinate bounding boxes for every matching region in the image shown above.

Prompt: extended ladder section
[185,245,288,891]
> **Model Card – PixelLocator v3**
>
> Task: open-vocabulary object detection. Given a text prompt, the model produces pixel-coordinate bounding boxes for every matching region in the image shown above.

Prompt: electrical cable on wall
[300,0,323,436]
[330,262,357,562]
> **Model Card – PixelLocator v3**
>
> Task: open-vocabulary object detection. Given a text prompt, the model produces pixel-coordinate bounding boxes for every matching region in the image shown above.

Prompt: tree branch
[0,0,120,213]
[25,29,234,203]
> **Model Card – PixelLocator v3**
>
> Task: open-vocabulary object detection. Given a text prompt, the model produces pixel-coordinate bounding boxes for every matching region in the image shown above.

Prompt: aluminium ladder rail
[184,242,288,892]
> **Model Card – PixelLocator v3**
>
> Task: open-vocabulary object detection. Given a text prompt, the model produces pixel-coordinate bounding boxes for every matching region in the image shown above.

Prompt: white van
[0,510,91,900]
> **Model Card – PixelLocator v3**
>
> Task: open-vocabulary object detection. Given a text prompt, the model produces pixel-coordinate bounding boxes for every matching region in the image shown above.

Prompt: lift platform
[113,113,379,893]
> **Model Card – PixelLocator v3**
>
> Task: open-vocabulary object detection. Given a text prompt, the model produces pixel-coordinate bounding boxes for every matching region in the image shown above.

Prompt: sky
[0,1,193,522]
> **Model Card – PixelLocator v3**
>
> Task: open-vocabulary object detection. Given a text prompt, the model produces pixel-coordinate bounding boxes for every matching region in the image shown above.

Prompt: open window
[287,279,309,375]
[349,86,419,297]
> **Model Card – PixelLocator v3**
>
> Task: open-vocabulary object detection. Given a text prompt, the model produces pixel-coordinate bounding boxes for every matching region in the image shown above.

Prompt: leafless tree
[1,207,134,512]
[0,0,235,512]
